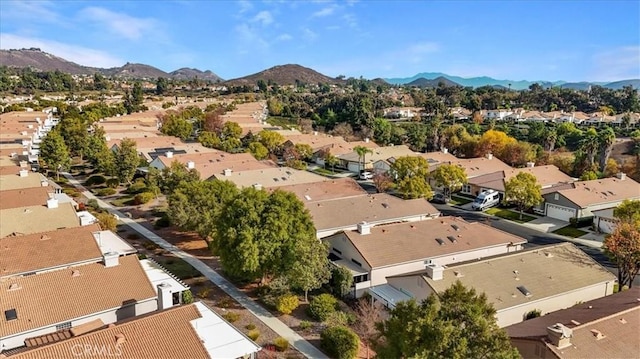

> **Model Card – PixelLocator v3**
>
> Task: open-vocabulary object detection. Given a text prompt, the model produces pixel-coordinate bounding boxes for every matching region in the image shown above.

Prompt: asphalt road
[430,203,640,287]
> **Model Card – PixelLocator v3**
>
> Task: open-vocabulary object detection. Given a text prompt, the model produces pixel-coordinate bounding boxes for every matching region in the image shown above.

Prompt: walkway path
[62,173,328,359]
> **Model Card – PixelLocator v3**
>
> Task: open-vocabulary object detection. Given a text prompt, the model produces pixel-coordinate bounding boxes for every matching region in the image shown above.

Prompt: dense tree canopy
[504,172,543,220]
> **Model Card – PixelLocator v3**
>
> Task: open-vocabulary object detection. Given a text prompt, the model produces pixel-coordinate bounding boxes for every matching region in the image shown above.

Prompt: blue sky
[1,0,638,82]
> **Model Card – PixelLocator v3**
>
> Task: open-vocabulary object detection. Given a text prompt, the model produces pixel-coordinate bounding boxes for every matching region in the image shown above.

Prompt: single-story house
[338,145,417,173]
[6,302,262,359]
[591,208,617,234]
[542,173,640,222]
[323,217,526,298]
[386,243,616,327]
[505,287,640,359]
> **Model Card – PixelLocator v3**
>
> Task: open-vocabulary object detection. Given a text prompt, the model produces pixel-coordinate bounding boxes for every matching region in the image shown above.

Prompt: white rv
[471,190,501,211]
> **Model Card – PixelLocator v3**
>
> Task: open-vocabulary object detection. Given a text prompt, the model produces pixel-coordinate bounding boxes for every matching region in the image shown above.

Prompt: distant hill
[225,64,341,86]
[170,68,223,82]
[0,48,96,75]
[407,76,461,88]
[0,48,220,81]
[385,72,637,90]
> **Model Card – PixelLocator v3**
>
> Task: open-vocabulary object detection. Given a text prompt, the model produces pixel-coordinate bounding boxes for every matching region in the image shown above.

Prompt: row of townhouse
[0,110,261,358]
[484,108,640,127]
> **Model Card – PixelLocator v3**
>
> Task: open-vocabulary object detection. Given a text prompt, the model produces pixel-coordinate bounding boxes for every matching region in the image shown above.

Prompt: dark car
[431,193,448,204]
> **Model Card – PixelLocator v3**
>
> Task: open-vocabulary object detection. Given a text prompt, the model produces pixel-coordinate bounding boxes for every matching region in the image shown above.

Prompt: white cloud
[312,5,336,17]
[237,0,253,13]
[276,33,293,42]
[342,14,358,28]
[0,34,124,68]
[79,7,157,40]
[302,28,318,41]
[591,46,640,81]
[252,11,274,26]
[234,23,269,53]
[0,1,61,24]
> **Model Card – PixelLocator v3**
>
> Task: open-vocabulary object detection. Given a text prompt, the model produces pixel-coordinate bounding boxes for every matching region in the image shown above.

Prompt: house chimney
[223,168,232,176]
[357,221,371,235]
[442,147,448,154]
[103,252,119,268]
[19,160,28,168]
[365,137,370,143]
[253,183,263,190]
[46,198,59,208]
[486,153,493,160]
[41,180,48,187]
[157,282,173,310]
[616,172,626,181]
[425,263,444,280]
[547,323,573,349]
[19,169,28,177]
[187,161,195,169]
[526,162,535,168]
[313,131,318,136]
[166,151,173,158]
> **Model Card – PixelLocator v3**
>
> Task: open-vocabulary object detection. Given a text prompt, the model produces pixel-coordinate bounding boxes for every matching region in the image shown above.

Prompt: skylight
[517,285,532,297]
[4,309,17,321]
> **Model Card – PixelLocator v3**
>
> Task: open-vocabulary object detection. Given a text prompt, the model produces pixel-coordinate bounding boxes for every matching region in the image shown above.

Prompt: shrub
[154,214,171,228]
[96,188,116,196]
[245,323,256,330]
[223,312,241,323]
[134,192,155,205]
[307,294,338,321]
[198,287,211,299]
[276,294,299,315]
[524,309,541,320]
[96,212,117,231]
[182,289,194,304]
[324,311,355,327]
[320,326,360,359]
[62,188,80,197]
[218,297,235,309]
[142,241,159,250]
[85,175,106,186]
[329,266,354,298]
[299,320,312,331]
[248,329,260,341]
[127,180,148,194]
[106,178,119,188]
[273,337,289,352]
[87,199,100,210]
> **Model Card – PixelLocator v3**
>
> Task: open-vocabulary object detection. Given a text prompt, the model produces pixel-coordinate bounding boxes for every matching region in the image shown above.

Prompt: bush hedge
[127,180,148,194]
[320,326,360,359]
[247,329,260,341]
[307,293,338,321]
[134,192,154,205]
[85,175,106,186]
[106,178,119,188]
[182,290,194,304]
[273,337,289,352]
[276,294,299,315]
[96,188,116,196]
[223,312,241,323]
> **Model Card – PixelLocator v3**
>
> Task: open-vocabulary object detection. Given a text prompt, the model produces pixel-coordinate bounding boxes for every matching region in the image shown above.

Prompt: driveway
[522,217,568,233]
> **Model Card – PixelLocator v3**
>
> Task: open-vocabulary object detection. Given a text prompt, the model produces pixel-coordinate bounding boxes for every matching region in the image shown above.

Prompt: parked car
[471,190,501,211]
[359,171,373,180]
[431,193,448,204]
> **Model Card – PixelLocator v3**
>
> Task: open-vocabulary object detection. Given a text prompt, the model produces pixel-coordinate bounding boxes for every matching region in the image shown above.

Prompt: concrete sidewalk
[62,173,328,359]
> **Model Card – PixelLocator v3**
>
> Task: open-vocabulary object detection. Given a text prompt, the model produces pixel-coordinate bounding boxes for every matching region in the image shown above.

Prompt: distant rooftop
[0,202,80,238]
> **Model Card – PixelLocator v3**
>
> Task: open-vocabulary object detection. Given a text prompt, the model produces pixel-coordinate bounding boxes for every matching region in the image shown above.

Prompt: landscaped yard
[450,195,473,205]
[485,208,536,223]
[312,167,338,176]
[552,226,589,238]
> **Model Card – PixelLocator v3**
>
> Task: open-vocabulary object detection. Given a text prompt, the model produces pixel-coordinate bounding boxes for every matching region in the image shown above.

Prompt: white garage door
[546,203,576,222]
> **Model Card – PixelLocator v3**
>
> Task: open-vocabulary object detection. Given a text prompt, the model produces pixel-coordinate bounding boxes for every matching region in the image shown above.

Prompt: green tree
[329,265,354,298]
[354,145,373,173]
[257,130,285,153]
[431,164,467,199]
[307,293,338,321]
[221,121,242,139]
[579,128,600,168]
[156,77,169,95]
[321,326,360,359]
[211,189,319,283]
[159,160,201,194]
[114,138,139,184]
[603,222,640,288]
[96,212,117,231]
[40,129,71,180]
[597,127,616,173]
[167,180,238,240]
[580,171,599,181]
[58,117,88,161]
[376,281,519,359]
[247,142,269,160]
[324,152,339,173]
[613,199,640,226]
[504,172,543,220]
[390,156,433,199]
[294,143,314,161]
[198,131,221,149]
[287,238,331,302]
[372,118,392,145]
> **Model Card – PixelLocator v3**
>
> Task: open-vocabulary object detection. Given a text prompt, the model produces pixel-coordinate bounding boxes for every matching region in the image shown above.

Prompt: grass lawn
[485,208,536,223]
[266,116,298,130]
[450,195,473,205]
[158,257,202,280]
[110,195,135,207]
[552,226,589,238]
[312,167,338,176]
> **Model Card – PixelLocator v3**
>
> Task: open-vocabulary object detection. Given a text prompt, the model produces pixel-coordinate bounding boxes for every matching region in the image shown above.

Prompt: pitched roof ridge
[572,305,640,330]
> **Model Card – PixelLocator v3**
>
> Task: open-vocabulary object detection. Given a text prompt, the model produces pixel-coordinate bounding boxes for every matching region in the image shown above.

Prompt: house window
[353,274,369,283]
[462,185,471,194]
[351,259,362,267]
[56,322,72,331]
[554,193,559,200]
[332,247,342,255]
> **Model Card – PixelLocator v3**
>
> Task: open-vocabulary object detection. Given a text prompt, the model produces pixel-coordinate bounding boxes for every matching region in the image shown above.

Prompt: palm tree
[324,152,339,173]
[598,127,616,172]
[354,145,373,174]
[579,128,600,168]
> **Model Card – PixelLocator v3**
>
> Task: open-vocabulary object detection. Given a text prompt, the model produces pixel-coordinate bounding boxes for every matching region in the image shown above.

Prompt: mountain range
[0,48,223,82]
[1,48,638,90]
[385,72,639,90]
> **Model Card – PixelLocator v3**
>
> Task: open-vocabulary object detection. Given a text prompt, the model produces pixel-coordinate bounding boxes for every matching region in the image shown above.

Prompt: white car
[359,171,373,180]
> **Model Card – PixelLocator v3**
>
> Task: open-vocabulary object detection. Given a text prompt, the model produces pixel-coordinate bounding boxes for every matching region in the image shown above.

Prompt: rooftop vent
[447,236,457,243]
[517,285,532,297]
[545,252,554,258]
[357,222,372,235]
[547,323,573,349]
[186,161,195,169]
[8,283,21,291]
[223,168,232,176]
[616,172,626,180]
[304,195,311,201]
[165,151,173,158]
[451,224,460,231]
[115,333,126,346]
[4,309,17,321]
[19,169,28,177]
[619,318,627,324]
[253,183,263,191]
[40,234,50,241]
[72,270,81,277]
[435,238,445,246]
[590,329,605,340]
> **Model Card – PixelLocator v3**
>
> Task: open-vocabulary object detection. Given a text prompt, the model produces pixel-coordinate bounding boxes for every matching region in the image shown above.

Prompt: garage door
[546,203,576,222]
